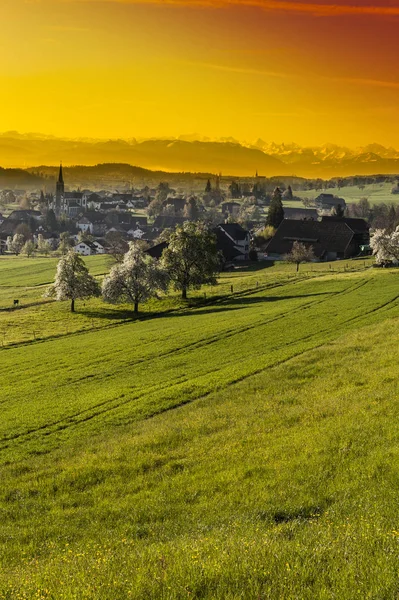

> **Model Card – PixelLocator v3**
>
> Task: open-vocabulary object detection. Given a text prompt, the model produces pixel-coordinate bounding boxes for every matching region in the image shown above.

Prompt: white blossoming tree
[370,227,399,265]
[102,242,167,313]
[46,250,100,312]
[10,233,25,256]
[284,241,315,272]
[22,240,35,258]
[37,233,52,256]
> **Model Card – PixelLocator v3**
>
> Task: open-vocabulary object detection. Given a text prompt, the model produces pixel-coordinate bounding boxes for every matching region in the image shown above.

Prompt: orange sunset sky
[2,0,399,147]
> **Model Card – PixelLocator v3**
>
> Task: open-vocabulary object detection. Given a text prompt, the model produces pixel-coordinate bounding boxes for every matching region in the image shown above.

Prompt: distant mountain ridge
[252,140,399,176]
[0,132,399,178]
[0,133,286,177]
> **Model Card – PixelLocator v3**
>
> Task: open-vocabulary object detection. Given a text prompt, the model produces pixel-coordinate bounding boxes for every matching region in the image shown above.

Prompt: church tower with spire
[55,163,64,216]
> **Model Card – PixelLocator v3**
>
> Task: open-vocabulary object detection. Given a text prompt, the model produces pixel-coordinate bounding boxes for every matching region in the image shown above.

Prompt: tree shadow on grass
[224,261,276,273]
[82,291,334,323]
[82,305,245,322]
[217,292,333,305]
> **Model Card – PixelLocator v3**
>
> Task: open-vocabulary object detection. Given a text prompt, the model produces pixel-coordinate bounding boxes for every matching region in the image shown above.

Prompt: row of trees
[7,233,53,256]
[6,232,74,257]
[47,223,221,312]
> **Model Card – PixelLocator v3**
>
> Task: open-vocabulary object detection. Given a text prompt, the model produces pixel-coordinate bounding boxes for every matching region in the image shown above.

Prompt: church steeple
[55,162,65,216]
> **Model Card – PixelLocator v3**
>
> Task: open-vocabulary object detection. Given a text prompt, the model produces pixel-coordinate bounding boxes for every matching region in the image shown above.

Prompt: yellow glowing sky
[2,0,399,146]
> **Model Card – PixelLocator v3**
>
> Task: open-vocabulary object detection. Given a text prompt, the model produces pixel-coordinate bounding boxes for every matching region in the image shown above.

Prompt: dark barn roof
[218,223,248,241]
[146,241,168,260]
[214,228,244,262]
[266,219,355,258]
[320,216,370,235]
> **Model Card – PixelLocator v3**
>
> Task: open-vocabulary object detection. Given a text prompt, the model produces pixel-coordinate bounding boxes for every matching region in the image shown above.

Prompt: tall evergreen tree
[205,179,212,193]
[45,209,58,232]
[266,187,284,228]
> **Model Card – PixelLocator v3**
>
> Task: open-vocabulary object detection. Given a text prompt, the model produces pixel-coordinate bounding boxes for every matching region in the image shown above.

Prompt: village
[0,164,378,265]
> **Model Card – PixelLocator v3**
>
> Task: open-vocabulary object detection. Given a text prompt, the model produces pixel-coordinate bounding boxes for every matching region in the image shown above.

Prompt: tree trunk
[71,298,75,312]
[182,288,187,300]
[296,262,299,273]
[134,301,139,313]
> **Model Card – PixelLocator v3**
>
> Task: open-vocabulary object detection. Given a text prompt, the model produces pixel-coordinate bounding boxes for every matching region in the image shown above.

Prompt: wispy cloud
[46,25,90,32]
[188,61,291,79]
[64,0,399,18]
[327,76,399,90]
[190,60,399,90]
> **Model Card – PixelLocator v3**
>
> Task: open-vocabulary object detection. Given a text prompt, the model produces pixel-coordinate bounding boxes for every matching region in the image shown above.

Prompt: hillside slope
[1,262,399,598]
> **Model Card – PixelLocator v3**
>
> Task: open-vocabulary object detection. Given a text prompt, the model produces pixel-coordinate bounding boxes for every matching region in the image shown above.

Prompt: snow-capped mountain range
[0,131,398,178]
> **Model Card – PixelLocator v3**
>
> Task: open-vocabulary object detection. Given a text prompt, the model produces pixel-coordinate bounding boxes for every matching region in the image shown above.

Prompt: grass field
[301,182,398,206]
[2,255,399,598]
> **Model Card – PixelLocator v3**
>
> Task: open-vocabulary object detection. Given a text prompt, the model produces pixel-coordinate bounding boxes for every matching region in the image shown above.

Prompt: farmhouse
[315,193,346,211]
[74,240,105,256]
[266,218,368,261]
[217,223,250,260]
[76,216,93,233]
[77,212,108,236]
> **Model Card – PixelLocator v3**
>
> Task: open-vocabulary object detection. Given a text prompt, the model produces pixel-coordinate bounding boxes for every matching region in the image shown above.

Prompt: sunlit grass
[0,254,397,599]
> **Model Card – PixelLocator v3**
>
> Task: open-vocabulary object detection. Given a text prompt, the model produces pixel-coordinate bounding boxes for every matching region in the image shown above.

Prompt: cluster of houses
[0,164,370,263]
[0,209,251,262]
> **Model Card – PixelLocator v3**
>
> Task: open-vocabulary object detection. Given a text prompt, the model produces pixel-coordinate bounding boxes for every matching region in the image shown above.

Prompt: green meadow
[301,182,398,205]
[2,255,399,598]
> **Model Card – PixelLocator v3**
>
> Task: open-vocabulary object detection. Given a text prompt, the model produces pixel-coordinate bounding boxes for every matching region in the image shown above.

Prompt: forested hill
[0,164,212,191]
[0,167,45,190]
[27,163,215,185]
